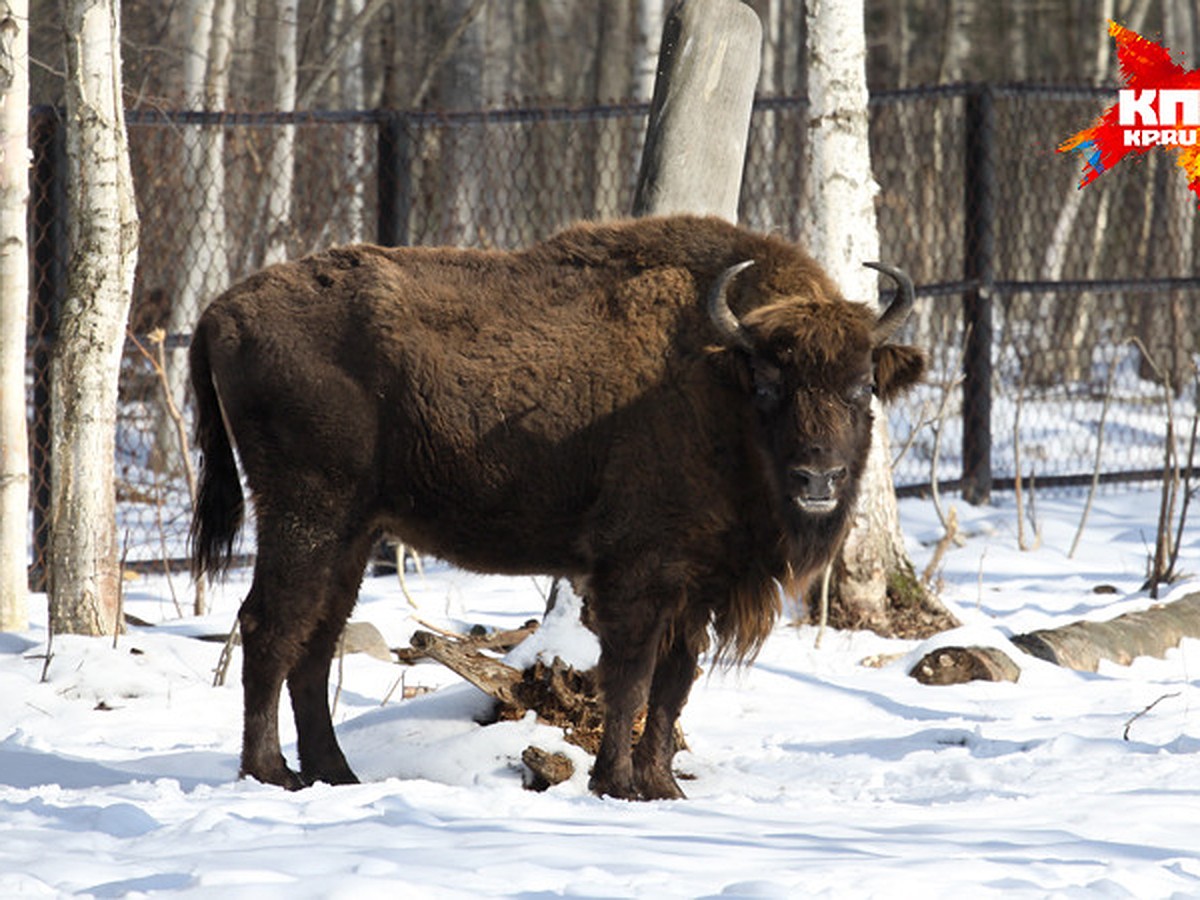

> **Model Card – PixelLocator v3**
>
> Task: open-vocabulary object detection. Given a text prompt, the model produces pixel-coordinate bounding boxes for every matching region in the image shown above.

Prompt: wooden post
[632,0,762,221]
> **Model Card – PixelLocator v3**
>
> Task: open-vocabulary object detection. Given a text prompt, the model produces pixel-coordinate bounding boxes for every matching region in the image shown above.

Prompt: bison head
[709,260,925,527]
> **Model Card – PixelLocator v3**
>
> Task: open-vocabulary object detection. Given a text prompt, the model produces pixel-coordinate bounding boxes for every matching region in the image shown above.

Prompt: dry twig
[128,328,206,615]
[1070,358,1119,558]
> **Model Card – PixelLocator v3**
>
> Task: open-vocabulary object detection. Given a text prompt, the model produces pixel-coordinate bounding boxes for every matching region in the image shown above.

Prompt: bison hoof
[301,766,360,787]
[636,770,686,801]
[589,768,686,801]
[588,770,640,801]
[241,759,307,791]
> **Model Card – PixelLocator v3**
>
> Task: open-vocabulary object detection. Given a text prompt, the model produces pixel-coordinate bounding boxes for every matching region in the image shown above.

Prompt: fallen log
[408,630,524,707]
[408,629,609,752]
[406,628,688,787]
[910,591,1200,685]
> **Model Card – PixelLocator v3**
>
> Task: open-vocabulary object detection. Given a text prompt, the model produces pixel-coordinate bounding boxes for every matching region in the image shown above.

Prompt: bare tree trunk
[262,0,296,265]
[634,0,663,103]
[591,1,631,220]
[802,0,953,637]
[0,0,30,631]
[156,0,231,482]
[51,0,140,636]
[442,0,484,246]
[337,0,366,242]
[1136,0,1197,392]
[632,0,761,221]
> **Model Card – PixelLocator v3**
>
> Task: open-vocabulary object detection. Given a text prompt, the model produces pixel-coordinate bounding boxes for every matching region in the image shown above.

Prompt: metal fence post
[962,86,995,505]
[377,111,411,247]
[29,107,67,590]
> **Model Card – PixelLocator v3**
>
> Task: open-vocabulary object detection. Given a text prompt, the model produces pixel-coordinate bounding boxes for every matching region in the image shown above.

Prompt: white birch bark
[0,0,29,631]
[262,0,297,265]
[51,0,140,636]
[801,0,914,629]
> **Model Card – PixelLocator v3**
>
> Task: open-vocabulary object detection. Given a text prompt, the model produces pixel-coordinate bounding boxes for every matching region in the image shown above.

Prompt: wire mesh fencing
[25,84,1200,576]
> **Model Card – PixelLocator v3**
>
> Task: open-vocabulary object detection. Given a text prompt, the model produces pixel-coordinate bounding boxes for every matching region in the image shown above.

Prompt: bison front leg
[588,581,672,800]
[631,622,705,800]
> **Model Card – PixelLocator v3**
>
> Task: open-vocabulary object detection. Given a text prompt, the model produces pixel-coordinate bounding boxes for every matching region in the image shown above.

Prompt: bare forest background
[20,0,1200,575]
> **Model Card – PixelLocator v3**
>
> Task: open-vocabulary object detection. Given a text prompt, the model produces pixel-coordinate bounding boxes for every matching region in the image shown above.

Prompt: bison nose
[790,465,848,504]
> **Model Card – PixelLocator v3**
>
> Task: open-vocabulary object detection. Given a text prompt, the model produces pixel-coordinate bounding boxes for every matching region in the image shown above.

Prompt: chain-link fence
[26,84,1200,577]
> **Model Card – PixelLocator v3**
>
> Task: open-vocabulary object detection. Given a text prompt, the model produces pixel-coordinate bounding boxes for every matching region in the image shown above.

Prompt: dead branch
[921,505,962,587]
[128,328,205,615]
[1123,692,1182,741]
[1166,376,1199,582]
[1013,373,1042,552]
[1129,336,1178,598]
[213,620,240,687]
[395,620,539,664]
[1070,358,1119,558]
[927,332,969,542]
[409,630,525,708]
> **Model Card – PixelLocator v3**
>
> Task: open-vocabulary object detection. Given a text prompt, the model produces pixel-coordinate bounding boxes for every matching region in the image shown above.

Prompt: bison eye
[844,381,874,405]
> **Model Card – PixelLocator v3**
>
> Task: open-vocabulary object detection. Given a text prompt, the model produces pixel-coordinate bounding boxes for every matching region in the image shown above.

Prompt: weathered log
[1012,592,1200,670]
[909,591,1200,685]
[395,620,539,664]
[521,746,575,792]
[408,630,524,707]
[910,645,1021,685]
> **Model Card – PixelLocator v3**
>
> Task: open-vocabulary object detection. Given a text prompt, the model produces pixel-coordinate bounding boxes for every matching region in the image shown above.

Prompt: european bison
[189,214,925,800]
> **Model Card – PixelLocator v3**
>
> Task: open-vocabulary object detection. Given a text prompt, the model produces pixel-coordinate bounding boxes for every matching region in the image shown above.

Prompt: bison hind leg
[238,583,307,790]
[288,532,376,787]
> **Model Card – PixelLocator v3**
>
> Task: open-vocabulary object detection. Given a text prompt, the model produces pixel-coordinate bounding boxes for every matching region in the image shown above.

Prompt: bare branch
[1070,358,1119,558]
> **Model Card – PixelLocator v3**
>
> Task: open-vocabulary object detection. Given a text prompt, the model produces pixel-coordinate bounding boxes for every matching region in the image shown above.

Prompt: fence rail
[25,84,1200,578]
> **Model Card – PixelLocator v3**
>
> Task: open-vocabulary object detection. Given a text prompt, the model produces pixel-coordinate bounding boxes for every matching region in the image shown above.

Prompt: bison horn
[708,260,755,351]
[865,261,915,343]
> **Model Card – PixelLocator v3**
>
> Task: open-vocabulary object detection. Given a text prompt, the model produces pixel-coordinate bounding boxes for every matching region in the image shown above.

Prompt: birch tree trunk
[0,0,29,631]
[51,0,140,636]
[262,0,296,265]
[802,0,951,636]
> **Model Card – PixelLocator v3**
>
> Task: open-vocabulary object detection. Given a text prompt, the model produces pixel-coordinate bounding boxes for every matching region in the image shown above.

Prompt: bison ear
[873,344,926,402]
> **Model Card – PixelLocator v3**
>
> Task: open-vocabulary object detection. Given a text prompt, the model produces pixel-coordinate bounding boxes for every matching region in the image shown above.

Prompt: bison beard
[189,214,925,800]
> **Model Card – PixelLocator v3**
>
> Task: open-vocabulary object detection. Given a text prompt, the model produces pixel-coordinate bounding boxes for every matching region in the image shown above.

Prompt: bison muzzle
[189,214,925,800]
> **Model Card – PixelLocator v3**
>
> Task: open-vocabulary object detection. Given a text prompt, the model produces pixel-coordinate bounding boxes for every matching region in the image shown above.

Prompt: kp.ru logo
[1059,20,1200,205]
[1118,89,1198,146]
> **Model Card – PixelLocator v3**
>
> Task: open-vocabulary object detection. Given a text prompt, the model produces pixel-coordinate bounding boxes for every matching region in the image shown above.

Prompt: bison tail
[188,321,244,583]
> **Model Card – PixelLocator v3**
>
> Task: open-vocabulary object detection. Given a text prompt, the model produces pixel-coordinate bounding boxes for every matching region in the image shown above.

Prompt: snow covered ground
[3,484,1199,898]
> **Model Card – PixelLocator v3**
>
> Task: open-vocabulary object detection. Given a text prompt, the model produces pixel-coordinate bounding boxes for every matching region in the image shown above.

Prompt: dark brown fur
[189,214,925,799]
